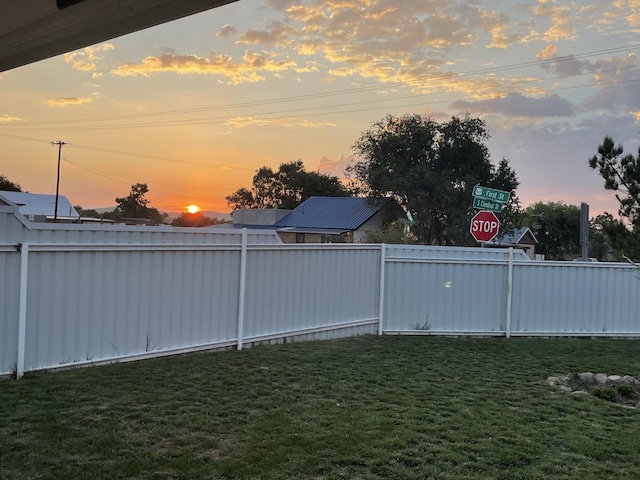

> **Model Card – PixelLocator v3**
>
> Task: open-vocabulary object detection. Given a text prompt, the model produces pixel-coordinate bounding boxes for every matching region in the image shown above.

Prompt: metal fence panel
[23,248,241,370]
[243,246,381,338]
[0,250,20,376]
[511,262,640,334]
[386,244,529,261]
[384,259,507,333]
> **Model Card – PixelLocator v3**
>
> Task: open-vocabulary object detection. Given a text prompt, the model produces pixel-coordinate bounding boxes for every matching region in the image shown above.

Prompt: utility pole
[50,140,69,223]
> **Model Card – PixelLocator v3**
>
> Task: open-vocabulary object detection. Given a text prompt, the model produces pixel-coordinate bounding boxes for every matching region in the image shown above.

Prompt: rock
[547,376,560,385]
[595,373,608,385]
[559,385,572,392]
[623,375,636,384]
[608,375,623,383]
[559,374,572,383]
[572,390,588,395]
[578,372,595,384]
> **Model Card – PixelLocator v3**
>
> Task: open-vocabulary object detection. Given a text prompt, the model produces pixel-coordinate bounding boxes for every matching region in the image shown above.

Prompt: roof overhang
[0,0,238,72]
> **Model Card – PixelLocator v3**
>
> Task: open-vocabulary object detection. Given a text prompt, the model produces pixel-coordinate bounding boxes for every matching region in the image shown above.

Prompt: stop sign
[470,210,500,242]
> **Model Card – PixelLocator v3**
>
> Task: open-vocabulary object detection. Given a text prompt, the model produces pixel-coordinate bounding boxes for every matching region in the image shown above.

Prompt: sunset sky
[1,0,639,216]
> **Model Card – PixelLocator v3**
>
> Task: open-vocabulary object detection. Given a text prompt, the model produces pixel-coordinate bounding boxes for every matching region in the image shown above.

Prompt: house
[274,196,404,243]
[0,191,79,222]
[488,227,538,260]
[227,197,405,243]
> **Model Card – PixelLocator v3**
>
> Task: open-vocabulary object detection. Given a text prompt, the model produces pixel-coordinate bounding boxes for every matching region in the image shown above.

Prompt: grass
[1,335,640,479]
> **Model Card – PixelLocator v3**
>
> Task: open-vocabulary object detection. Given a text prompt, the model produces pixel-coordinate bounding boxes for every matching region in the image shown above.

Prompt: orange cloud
[43,97,92,107]
[110,51,297,84]
[64,43,114,72]
[0,114,24,122]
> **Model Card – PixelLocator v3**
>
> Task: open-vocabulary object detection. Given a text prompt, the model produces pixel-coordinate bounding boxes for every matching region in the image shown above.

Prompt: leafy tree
[114,183,166,224]
[360,220,418,244]
[171,212,227,227]
[523,202,581,260]
[591,212,640,262]
[226,160,351,210]
[348,114,521,245]
[74,205,102,219]
[0,174,22,192]
[589,136,640,227]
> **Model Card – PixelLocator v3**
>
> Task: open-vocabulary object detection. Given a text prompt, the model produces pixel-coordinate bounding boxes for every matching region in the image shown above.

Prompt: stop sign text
[470,211,500,242]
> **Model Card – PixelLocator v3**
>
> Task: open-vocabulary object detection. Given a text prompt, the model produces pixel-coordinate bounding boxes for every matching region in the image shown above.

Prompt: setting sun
[186,205,200,214]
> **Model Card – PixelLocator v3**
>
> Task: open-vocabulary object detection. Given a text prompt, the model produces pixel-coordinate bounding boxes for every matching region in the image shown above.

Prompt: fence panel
[384,259,508,333]
[243,246,381,340]
[23,247,241,371]
[0,249,20,376]
[511,261,640,334]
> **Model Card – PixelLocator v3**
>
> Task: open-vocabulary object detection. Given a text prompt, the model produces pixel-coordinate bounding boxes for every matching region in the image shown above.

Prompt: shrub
[593,388,616,402]
[616,384,635,398]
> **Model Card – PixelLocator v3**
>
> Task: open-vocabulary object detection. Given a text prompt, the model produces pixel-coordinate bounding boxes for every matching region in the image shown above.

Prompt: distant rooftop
[275,197,392,231]
[0,191,79,217]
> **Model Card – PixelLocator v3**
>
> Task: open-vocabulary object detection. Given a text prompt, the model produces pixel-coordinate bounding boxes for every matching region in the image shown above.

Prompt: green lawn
[1,335,640,479]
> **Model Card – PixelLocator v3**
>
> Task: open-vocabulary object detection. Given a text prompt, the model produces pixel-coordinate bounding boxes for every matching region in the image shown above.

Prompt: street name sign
[473,197,503,213]
[473,185,511,204]
[470,210,500,243]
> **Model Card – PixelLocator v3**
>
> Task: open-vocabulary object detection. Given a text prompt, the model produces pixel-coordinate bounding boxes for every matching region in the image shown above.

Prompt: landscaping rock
[578,372,595,384]
[546,372,640,409]
[595,373,608,385]
[547,376,560,385]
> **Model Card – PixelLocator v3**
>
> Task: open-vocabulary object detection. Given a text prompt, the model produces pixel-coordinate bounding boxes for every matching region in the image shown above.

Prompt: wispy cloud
[43,97,92,107]
[0,114,24,122]
[110,51,297,84]
[64,43,114,72]
[299,119,336,128]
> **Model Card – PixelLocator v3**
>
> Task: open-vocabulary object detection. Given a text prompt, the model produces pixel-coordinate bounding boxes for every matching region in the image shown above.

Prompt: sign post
[470,210,500,243]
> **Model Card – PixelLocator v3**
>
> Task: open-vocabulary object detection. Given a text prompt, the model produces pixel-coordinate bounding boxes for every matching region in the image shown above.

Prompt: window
[296,233,305,243]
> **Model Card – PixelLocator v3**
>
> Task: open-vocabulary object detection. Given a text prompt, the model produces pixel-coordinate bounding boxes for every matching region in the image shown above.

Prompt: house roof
[0,191,79,217]
[490,227,538,245]
[274,197,392,231]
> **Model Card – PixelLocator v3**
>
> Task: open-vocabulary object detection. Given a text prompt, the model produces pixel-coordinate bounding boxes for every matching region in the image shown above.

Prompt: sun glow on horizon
[187,205,200,214]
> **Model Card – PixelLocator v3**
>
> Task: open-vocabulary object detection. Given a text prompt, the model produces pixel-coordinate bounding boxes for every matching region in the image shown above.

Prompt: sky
[1,0,639,216]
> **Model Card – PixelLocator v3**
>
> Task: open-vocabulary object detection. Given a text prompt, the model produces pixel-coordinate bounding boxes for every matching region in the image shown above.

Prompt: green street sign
[473,185,511,203]
[473,197,503,213]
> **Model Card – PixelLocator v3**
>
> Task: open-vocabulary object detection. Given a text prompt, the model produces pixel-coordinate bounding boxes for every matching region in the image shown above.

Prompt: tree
[589,136,640,227]
[523,202,581,260]
[171,212,227,227]
[360,220,418,244]
[591,212,640,261]
[114,183,166,224]
[74,205,102,219]
[0,174,22,192]
[226,160,352,210]
[348,114,521,245]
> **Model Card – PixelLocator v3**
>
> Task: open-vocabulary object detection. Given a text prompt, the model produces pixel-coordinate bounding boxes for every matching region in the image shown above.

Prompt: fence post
[378,243,386,335]
[505,247,514,338]
[237,229,248,350]
[17,242,29,379]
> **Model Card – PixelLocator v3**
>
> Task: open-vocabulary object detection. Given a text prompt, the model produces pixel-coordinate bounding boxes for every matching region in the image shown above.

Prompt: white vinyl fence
[1,203,640,378]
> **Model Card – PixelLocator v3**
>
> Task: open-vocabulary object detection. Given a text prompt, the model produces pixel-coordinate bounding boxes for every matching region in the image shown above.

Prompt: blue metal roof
[274,197,391,230]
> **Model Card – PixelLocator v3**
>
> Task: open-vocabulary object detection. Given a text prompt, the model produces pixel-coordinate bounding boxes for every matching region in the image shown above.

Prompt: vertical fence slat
[16,243,29,379]
[236,229,248,350]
